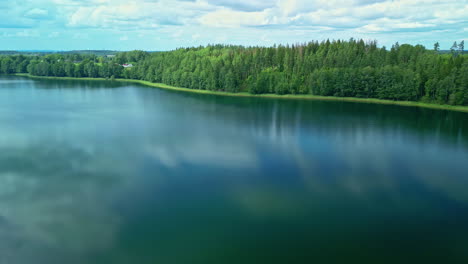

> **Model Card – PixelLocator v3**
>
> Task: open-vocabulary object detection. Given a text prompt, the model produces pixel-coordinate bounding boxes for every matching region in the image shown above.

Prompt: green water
[1,76,468,264]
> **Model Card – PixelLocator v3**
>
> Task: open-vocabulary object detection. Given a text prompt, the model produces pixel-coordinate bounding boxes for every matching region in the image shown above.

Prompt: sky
[0,0,467,51]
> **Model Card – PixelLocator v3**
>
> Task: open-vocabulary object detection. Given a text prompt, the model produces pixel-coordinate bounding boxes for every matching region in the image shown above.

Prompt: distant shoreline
[13,74,468,113]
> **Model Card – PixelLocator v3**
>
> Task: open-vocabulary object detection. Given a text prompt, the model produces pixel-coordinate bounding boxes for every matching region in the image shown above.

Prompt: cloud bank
[0,0,466,50]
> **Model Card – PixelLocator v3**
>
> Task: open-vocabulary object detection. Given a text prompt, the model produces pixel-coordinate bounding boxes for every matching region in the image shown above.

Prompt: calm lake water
[1,76,468,264]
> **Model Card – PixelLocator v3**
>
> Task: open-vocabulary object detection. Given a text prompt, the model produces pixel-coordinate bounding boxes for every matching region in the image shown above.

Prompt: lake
[1,76,468,264]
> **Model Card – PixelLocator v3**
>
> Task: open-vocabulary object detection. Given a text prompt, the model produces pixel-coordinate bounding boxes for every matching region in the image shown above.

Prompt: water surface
[1,76,468,264]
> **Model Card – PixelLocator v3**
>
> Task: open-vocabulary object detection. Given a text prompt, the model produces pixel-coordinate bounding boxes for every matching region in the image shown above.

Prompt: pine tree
[451,41,459,56]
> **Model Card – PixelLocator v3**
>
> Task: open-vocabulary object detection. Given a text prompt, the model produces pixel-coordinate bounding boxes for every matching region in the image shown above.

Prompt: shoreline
[13,73,468,113]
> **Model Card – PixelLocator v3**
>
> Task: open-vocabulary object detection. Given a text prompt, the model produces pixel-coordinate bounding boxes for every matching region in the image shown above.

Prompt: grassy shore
[14,73,468,113]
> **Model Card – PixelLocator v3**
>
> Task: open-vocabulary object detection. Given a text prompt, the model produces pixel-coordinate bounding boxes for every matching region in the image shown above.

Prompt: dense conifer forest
[1,39,467,106]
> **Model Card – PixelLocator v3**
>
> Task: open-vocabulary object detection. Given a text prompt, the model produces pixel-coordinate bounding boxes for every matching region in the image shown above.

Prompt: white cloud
[205,0,274,12]
[199,9,271,28]
[1,30,40,38]
[24,8,50,19]
[0,0,466,50]
[191,33,200,40]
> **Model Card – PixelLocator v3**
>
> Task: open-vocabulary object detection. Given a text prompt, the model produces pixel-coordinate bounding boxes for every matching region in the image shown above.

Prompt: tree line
[1,39,467,106]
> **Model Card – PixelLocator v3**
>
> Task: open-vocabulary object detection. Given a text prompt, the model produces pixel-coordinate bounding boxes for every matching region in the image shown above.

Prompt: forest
[1,39,467,106]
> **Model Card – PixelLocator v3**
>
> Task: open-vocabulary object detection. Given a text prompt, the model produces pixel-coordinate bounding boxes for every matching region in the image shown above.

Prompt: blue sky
[1,0,467,51]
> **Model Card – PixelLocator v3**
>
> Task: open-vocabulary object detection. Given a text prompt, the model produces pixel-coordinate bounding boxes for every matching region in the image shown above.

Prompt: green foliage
[2,40,468,106]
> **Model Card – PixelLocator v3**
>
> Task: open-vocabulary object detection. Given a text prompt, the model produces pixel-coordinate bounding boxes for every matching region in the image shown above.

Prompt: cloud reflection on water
[0,77,468,262]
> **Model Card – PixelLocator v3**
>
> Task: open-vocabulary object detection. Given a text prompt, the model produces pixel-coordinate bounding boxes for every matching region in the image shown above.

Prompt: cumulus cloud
[204,0,274,12]
[62,0,211,29]
[0,0,466,50]
[200,9,271,28]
